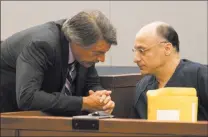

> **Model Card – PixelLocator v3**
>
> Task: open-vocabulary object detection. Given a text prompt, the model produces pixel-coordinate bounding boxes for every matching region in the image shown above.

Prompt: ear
[164,43,172,56]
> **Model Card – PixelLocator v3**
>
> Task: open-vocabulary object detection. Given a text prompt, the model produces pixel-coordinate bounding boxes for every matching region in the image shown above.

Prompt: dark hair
[62,10,117,47]
[157,25,180,52]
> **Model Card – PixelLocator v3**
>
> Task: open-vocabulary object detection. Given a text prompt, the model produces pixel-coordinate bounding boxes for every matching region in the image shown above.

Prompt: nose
[134,54,141,63]
[97,54,105,62]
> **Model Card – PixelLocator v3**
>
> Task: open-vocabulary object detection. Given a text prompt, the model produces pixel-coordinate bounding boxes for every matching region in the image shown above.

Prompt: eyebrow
[93,51,106,54]
[135,44,145,49]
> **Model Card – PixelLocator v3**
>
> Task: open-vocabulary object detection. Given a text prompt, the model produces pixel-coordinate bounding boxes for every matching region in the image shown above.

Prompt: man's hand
[82,90,115,114]
[93,90,115,114]
[89,90,111,103]
[103,100,115,114]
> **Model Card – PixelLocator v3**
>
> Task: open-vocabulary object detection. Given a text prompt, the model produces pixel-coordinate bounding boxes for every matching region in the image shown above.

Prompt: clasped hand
[83,90,115,114]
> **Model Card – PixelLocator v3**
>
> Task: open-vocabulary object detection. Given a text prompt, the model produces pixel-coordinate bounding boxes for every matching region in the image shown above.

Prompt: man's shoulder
[25,21,63,48]
[180,59,207,73]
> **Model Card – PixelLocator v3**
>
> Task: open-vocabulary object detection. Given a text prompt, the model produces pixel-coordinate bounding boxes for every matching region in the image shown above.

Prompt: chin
[140,69,149,75]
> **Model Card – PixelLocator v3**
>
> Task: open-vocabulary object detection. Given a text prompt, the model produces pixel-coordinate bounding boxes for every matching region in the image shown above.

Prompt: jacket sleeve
[128,82,141,118]
[129,78,149,119]
[129,105,140,118]
[16,41,82,115]
[197,65,208,118]
[85,65,104,92]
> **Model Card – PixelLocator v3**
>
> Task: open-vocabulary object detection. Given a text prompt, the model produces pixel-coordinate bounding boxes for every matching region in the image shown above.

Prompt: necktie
[65,62,76,96]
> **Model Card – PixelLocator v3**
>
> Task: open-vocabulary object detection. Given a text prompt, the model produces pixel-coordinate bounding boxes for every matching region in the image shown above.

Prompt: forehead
[134,33,161,48]
[90,40,111,51]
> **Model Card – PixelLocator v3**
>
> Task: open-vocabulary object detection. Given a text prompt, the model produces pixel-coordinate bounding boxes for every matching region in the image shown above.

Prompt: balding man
[130,21,208,120]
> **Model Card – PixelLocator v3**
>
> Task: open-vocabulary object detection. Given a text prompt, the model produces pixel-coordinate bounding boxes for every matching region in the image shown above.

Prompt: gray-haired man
[1,10,117,116]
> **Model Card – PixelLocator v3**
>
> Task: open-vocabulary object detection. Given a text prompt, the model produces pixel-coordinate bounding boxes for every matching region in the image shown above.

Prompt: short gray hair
[62,10,117,47]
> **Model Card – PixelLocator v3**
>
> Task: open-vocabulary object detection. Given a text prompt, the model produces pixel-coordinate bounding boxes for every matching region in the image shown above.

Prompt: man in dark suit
[130,21,208,120]
[0,10,117,116]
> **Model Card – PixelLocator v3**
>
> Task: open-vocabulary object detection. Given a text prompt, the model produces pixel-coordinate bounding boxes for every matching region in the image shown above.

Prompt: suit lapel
[61,38,69,86]
[56,20,69,87]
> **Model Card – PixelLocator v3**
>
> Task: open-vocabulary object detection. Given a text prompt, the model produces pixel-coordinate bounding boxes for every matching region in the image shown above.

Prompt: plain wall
[1,1,207,66]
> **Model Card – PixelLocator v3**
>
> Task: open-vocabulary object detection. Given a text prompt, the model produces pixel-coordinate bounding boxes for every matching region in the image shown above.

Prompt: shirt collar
[68,43,75,64]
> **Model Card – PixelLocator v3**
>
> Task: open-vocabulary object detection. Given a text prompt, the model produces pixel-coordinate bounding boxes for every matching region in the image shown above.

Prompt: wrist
[82,97,90,111]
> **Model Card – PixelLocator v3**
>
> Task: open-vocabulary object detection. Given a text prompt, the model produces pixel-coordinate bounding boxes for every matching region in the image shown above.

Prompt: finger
[94,90,106,97]
[103,101,115,110]
[104,109,113,114]
[103,95,111,104]
[100,94,106,103]
[105,90,112,95]
[104,109,111,114]
[89,90,95,95]
[100,90,112,96]
[95,90,112,96]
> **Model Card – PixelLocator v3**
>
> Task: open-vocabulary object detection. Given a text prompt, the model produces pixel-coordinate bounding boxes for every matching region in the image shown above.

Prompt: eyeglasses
[132,41,168,55]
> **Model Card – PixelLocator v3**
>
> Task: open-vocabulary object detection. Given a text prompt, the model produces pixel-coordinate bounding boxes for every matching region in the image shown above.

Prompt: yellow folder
[147,87,198,122]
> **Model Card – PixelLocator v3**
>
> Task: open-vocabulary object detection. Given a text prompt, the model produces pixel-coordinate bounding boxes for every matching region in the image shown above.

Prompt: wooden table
[1,111,208,136]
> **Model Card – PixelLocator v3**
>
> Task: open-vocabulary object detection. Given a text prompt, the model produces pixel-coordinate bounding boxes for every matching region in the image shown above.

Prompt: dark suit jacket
[129,59,208,121]
[0,19,104,115]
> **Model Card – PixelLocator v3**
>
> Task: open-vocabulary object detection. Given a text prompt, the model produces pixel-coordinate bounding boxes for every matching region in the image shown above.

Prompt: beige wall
[1,1,207,66]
